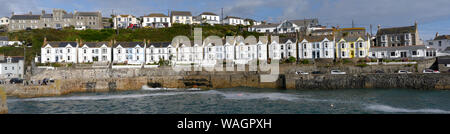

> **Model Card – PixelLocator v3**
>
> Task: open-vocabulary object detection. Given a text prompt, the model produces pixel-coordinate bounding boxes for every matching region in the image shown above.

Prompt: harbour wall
[2,67,449,98]
[0,88,7,114]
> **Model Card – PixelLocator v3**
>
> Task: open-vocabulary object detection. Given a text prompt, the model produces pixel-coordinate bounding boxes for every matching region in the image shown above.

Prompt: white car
[423,69,433,74]
[398,70,412,74]
[331,70,346,74]
[295,71,309,75]
[75,26,87,30]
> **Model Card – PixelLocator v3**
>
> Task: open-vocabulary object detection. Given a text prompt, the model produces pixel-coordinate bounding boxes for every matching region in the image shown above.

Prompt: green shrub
[356,63,369,68]
[300,59,310,64]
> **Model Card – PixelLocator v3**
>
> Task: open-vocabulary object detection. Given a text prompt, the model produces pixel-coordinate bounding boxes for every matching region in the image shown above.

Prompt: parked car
[311,71,324,74]
[295,70,309,75]
[423,69,434,74]
[331,70,346,75]
[10,78,23,84]
[398,70,412,74]
[375,70,385,74]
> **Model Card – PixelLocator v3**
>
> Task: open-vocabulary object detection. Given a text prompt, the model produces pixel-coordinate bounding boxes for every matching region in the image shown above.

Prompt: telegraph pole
[221,8,224,25]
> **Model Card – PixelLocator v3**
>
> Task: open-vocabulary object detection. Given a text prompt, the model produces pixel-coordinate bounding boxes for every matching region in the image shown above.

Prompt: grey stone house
[375,22,422,47]
[8,9,102,31]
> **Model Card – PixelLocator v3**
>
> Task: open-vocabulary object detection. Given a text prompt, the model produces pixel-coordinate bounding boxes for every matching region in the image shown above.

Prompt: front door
[350,50,355,58]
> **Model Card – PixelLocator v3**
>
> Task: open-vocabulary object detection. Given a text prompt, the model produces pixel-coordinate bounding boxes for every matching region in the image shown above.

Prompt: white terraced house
[268,38,297,60]
[145,42,174,64]
[368,45,437,59]
[113,42,146,64]
[298,36,335,59]
[171,11,193,25]
[223,16,247,26]
[113,15,139,29]
[41,40,78,63]
[78,42,112,63]
[198,12,220,25]
[142,13,171,28]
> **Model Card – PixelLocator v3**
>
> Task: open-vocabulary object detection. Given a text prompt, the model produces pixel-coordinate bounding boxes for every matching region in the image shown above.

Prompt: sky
[1,0,449,40]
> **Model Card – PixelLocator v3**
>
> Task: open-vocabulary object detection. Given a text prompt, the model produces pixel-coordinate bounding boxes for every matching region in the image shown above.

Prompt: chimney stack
[43,37,47,46]
[436,32,439,38]
[42,10,46,15]
[29,11,32,15]
[11,12,14,16]
[377,24,381,31]
[414,20,418,28]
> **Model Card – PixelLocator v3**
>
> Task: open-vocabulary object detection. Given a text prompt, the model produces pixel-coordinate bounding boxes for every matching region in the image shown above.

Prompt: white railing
[366,62,417,65]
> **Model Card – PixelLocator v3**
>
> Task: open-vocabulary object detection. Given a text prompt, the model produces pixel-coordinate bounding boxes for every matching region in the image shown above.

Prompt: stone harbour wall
[0,88,7,114]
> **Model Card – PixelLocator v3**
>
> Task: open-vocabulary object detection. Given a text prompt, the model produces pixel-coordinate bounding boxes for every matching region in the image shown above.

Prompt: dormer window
[7,58,12,63]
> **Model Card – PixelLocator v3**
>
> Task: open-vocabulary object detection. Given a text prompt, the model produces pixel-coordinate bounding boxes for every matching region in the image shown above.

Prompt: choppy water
[6,86,450,114]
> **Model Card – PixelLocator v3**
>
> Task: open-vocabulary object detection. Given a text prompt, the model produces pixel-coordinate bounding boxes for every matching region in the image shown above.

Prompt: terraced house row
[38,36,436,66]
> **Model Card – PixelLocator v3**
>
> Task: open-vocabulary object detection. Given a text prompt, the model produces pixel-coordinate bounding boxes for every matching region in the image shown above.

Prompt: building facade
[171,11,193,25]
[78,42,112,63]
[427,34,450,52]
[0,17,9,26]
[199,12,220,25]
[223,16,246,26]
[113,15,139,29]
[0,55,24,79]
[41,40,78,63]
[376,22,421,47]
[9,9,102,31]
[298,36,335,59]
[113,42,146,64]
[142,13,171,28]
[369,45,437,59]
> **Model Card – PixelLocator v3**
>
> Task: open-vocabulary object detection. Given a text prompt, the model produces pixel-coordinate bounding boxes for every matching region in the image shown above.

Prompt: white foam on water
[193,90,300,101]
[366,104,450,114]
[141,85,201,91]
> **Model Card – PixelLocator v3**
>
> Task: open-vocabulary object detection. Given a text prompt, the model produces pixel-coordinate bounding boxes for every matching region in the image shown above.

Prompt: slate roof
[370,45,432,51]
[76,12,100,16]
[144,13,168,17]
[434,35,450,40]
[289,19,319,27]
[10,15,41,20]
[336,35,368,42]
[251,23,279,28]
[300,36,334,42]
[0,36,8,41]
[82,42,109,48]
[171,11,192,16]
[224,16,242,20]
[278,37,297,44]
[437,56,450,64]
[0,56,24,63]
[377,25,416,35]
[200,12,218,16]
[43,41,78,48]
[148,42,171,48]
[114,42,145,48]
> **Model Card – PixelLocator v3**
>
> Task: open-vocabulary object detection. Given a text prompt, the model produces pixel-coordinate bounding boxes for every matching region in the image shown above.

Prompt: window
[118,49,121,54]
[12,67,14,70]
[281,45,284,50]
[391,52,396,56]
[405,34,410,40]
[84,49,87,53]
[68,56,71,61]
[325,51,328,56]
[342,52,345,57]
[67,49,71,53]
[351,43,354,48]
[359,42,363,48]
[4,67,6,70]
[412,51,417,55]
[439,41,442,46]
[341,43,345,48]
[303,44,307,49]
[47,49,50,54]
[359,51,363,56]
[324,42,328,48]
